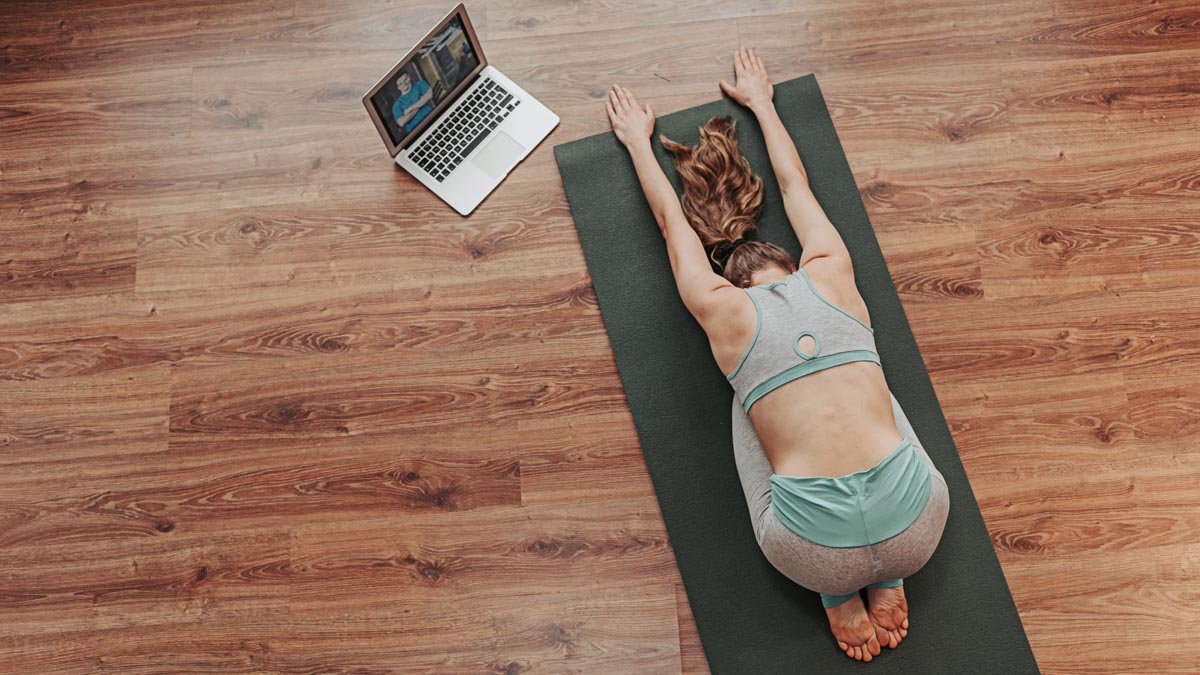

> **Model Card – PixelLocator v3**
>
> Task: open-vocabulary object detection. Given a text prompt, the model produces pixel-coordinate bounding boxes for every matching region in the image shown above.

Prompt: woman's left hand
[606,84,654,149]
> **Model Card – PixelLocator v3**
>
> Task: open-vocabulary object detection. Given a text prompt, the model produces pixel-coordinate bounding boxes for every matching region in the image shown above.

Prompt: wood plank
[487,19,739,109]
[0,217,136,304]
[277,583,682,673]
[0,363,168,465]
[902,284,1200,386]
[288,498,675,604]
[0,0,487,84]
[1003,544,1200,674]
[166,350,625,439]
[0,67,193,176]
[515,410,656,505]
[0,267,607,382]
[485,0,786,41]
[134,177,580,292]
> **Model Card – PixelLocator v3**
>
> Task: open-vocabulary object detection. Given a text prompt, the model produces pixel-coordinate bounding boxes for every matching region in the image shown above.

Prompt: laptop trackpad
[472,131,525,179]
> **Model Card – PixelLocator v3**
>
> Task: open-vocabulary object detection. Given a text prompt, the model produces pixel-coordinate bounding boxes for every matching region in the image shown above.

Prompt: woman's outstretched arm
[606,85,735,322]
[720,48,853,276]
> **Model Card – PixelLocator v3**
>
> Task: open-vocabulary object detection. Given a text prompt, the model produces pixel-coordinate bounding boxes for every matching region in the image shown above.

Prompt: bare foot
[825,593,881,662]
[866,585,910,649]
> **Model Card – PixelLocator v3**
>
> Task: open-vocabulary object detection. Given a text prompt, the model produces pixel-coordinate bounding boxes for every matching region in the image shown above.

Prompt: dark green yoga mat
[554,75,1039,673]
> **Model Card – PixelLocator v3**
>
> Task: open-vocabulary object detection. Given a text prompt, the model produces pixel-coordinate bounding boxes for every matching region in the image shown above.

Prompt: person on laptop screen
[393,71,434,135]
[380,18,480,143]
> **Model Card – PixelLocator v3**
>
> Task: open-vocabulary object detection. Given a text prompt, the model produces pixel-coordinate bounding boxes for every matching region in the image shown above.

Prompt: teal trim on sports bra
[725,290,763,381]
[770,439,932,548]
[742,350,881,413]
[753,274,797,291]
[797,268,874,334]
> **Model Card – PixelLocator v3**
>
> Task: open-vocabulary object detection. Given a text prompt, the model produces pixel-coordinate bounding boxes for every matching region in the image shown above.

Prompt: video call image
[372,16,480,146]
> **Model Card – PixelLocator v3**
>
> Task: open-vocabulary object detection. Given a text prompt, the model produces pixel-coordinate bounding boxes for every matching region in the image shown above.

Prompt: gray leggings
[731,392,950,599]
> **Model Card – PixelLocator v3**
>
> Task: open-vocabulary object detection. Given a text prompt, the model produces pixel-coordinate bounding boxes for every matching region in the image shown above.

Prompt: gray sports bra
[726,268,880,413]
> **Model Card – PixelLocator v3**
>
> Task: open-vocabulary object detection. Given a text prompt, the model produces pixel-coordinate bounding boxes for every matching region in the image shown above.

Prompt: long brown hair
[660,116,795,287]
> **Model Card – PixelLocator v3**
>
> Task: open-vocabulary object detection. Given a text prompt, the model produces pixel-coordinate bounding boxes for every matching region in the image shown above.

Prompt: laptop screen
[367,13,482,150]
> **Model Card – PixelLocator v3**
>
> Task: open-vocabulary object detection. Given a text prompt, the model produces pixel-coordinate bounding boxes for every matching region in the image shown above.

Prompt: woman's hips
[757,471,949,596]
[769,438,934,548]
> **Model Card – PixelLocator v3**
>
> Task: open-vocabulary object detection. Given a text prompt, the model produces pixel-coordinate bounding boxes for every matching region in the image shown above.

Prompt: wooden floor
[2,0,1199,671]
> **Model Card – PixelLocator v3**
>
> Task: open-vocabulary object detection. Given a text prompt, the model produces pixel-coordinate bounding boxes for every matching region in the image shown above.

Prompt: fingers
[608,85,652,129]
[735,46,766,74]
[750,46,764,72]
[609,84,641,113]
[719,79,734,96]
[608,85,625,112]
[611,85,623,110]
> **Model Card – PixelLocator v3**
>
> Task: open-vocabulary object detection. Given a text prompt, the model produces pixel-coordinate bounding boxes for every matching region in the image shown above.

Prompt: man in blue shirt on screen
[392,72,434,135]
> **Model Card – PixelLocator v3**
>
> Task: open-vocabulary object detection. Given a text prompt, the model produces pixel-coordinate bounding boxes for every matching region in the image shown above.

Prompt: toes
[899,627,908,638]
[902,618,909,629]
[867,635,881,657]
[871,620,903,649]
[838,640,848,652]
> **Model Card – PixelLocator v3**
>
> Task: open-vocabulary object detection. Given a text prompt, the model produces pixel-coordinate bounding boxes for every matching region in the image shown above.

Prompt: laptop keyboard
[408,78,520,182]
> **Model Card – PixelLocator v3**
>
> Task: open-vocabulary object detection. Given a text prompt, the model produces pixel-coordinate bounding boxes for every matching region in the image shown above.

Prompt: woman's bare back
[708,264,903,477]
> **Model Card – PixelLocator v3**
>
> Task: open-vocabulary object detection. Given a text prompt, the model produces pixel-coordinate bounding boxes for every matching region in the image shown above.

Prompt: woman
[605,48,949,662]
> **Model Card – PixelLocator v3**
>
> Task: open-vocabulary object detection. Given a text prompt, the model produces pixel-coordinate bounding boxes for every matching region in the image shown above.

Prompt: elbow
[777,163,809,194]
[654,205,686,234]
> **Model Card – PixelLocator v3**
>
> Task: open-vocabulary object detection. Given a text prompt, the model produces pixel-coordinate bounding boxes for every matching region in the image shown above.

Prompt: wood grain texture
[2,0,1199,672]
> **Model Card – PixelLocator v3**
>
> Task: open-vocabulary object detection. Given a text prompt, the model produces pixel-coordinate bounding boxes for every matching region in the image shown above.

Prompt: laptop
[363,4,559,216]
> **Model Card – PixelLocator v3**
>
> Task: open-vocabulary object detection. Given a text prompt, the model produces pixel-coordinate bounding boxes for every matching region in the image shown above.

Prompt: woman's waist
[751,380,904,476]
[766,429,905,477]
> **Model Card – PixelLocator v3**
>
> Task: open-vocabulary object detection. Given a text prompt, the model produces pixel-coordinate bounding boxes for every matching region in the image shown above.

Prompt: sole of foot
[825,593,882,662]
[866,585,910,649]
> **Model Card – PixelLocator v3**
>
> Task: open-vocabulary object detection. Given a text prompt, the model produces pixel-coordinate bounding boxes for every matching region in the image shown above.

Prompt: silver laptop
[363,4,559,216]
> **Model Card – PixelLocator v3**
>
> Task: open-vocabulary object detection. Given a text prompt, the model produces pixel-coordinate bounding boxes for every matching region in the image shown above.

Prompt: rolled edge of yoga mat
[553,74,1039,674]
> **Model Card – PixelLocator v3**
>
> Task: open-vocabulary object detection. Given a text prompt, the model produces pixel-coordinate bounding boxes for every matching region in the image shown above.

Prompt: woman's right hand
[606,84,655,150]
[720,46,774,112]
